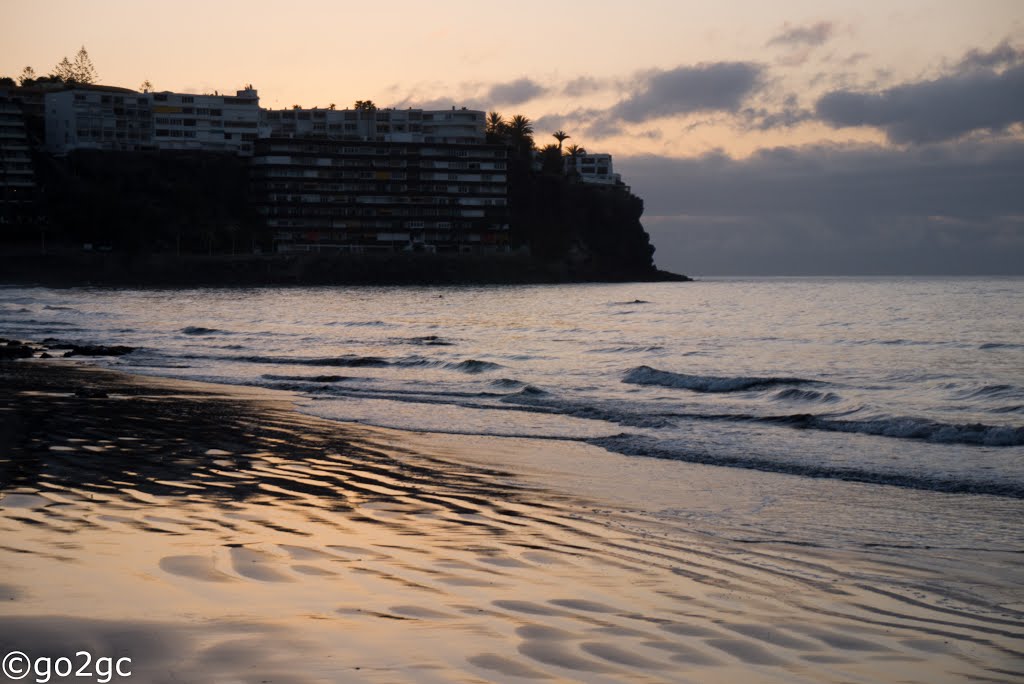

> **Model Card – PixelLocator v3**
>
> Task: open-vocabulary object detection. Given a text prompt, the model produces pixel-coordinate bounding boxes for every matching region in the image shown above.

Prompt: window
[181,96,194,104]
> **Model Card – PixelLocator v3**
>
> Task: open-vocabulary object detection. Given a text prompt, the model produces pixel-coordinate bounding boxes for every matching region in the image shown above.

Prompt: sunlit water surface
[3,277,1023,498]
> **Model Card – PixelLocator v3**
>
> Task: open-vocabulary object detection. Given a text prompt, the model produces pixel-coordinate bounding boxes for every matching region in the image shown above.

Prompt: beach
[2,359,1022,683]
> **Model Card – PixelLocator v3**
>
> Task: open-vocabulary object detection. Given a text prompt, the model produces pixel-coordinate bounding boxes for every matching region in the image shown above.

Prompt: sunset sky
[4,0,1023,274]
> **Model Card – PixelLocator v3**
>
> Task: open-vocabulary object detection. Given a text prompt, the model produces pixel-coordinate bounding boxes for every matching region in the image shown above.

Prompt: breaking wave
[623,366,817,393]
[181,326,227,336]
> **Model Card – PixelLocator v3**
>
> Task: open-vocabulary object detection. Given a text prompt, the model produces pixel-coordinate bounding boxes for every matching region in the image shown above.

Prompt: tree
[52,57,75,82]
[51,46,98,84]
[552,129,570,151]
[353,100,377,111]
[486,111,505,135]
[564,144,586,177]
[507,114,534,157]
[140,79,153,92]
[328,103,336,110]
[19,66,36,86]
[539,143,563,174]
[72,46,98,84]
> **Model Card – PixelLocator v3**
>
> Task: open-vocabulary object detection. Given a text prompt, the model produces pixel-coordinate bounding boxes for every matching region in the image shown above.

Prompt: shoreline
[2,360,1022,682]
[0,250,690,287]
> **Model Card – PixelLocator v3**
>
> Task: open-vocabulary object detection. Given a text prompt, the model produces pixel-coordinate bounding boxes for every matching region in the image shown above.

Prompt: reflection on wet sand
[1,362,1022,683]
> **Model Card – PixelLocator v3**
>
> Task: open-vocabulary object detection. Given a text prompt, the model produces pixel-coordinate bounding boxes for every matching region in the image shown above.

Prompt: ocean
[3,276,1022,502]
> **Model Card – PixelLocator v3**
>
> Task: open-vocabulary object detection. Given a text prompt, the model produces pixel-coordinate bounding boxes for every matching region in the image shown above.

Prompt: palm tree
[564,144,586,176]
[552,130,570,151]
[486,111,505,136]
[508,114,533,137]
[507,114,534,157]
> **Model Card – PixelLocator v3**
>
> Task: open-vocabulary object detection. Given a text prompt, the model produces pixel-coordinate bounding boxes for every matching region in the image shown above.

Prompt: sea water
[3,277,1023,501]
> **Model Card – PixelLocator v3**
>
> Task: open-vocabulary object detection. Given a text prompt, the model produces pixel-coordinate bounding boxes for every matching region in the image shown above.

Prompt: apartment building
[44,86,153,155]
[0,89,37,224]
[44,87,261,156]
[564,152,623,186]
[261,107,485,144]
[151,88,260,155]
[251,137,510,253]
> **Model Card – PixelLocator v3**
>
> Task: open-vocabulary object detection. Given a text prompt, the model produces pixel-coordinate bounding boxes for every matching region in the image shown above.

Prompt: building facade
[564,152,623,186]
[251,137,509,252]
[44,87,260,156]
[0,89,37,224]
[44,86,153,155]
[151,88,259,155]
[260,106,485,145]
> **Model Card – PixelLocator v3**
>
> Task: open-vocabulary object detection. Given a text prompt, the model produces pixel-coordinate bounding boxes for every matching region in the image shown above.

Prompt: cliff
[508,162,673,281]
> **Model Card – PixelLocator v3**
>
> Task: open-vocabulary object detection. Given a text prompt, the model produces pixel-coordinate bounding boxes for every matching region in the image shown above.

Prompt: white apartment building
[44,87,261,156]
[45,86,153,155]
[261,107,485,144]
[564,152,622,186]
[151,88,260,155]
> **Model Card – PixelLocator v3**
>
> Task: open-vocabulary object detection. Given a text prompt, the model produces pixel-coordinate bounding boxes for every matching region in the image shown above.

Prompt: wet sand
[1,361,1022,683]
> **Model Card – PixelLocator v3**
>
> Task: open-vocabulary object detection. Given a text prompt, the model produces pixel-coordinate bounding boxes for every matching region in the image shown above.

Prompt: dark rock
[64,345,135,357]
[0,343,33,360]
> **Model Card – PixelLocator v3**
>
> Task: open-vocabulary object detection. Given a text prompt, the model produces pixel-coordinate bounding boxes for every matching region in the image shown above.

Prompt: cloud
[562,76,608,98]
[815,62,1024,143]
[767,21,834,48]
[619,141,1024,275]
[609,62,764,123]
[486,77,547,105]
[955,40,1024,72]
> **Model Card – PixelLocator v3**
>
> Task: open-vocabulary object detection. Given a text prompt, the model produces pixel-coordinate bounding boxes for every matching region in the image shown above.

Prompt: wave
[182,326,228,336]
[588,434,1024,498]
[326,320,393,328]
[402,335,454,346]
[979,342,1024,350]
[590,345,666,354]
[770,414,1024,447]
[446,359,501,374]
[490,378,526,388]
[952,384,1024,401]
[771,388,841,403]
[195,353,394,367]
[190,352,501,374]
[261,373,352,383]
[623,366,817,393]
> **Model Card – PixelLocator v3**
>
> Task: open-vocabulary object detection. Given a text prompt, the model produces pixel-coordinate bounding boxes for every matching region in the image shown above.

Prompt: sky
[3,0,1023,274]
